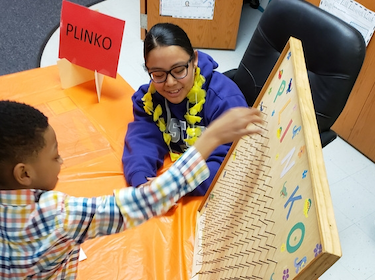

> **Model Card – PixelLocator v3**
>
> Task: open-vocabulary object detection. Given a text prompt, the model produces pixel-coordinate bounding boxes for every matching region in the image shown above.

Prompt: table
[0,66,203,279]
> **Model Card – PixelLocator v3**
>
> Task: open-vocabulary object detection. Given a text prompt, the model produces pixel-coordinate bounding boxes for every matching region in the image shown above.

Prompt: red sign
[59,0,125,78]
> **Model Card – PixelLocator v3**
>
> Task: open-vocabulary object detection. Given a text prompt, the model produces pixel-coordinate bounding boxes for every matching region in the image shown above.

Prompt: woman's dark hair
[144,23,195,63]
[0,100,49,168]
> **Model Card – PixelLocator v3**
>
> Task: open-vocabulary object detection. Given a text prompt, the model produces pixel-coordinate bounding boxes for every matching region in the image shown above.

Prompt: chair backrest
[228,0,366,146]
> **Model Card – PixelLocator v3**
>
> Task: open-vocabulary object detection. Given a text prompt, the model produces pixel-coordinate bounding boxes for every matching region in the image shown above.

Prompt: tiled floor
[40,1,375,279]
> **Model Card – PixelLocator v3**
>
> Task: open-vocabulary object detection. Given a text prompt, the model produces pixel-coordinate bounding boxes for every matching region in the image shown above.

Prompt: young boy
[0,100,262,279]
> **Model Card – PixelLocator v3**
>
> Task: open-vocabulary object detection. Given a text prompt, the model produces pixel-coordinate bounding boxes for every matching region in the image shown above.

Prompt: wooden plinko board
[191,37,341,280]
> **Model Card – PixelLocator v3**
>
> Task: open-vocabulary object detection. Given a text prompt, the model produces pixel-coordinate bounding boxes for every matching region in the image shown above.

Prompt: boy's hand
[194,107,263,160]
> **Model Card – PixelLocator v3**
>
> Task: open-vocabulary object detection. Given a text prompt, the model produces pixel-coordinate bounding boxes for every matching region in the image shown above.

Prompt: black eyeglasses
[148,56,193,83]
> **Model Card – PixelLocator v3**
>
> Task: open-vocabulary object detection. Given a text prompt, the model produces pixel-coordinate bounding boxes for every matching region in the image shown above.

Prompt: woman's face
[146,46,198,104]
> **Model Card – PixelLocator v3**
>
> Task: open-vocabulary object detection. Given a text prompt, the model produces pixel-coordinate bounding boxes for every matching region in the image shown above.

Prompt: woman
[122,23,250,196]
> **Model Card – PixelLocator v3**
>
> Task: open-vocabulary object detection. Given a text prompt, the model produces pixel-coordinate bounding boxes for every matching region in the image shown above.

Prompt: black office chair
[225,0,366,147]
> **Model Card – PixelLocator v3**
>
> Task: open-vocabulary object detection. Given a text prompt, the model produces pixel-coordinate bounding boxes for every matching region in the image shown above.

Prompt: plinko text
[66,23,112,50]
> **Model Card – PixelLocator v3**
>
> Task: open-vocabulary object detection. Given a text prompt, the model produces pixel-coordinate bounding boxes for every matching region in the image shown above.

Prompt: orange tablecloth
[0,66,203,279]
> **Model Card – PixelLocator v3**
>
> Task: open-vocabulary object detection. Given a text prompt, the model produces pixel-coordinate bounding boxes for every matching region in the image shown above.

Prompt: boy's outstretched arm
[114,107,263,228]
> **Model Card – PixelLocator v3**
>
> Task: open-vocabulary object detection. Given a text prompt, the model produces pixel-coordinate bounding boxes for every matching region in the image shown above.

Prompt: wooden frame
[191,37,341,280]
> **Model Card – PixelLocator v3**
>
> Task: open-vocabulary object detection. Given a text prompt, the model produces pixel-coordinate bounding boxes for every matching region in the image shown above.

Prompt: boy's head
[0,100,62,191]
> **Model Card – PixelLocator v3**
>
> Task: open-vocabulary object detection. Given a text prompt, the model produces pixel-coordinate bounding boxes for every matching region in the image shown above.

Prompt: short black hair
[144,23,195,64]
[0,100,49,169]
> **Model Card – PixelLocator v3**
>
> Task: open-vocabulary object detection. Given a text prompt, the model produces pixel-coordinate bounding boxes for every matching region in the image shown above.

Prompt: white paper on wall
[320,0,375,46]
[160,0,215,20]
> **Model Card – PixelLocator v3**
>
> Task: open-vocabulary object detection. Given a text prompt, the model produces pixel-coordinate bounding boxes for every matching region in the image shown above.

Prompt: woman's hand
[138,177,156,188]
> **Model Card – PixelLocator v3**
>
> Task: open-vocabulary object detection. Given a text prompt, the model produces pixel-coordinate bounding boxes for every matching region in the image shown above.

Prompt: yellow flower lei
[142,67,206,161]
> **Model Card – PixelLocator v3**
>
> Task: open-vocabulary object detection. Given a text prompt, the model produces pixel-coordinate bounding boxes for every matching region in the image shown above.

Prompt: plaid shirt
[0,147,208,279]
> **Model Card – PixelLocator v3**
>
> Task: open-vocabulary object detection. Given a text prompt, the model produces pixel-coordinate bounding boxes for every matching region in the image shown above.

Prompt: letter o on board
[286,222,305,253]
